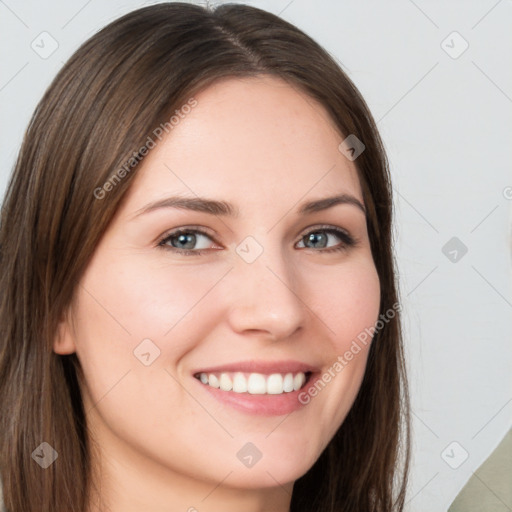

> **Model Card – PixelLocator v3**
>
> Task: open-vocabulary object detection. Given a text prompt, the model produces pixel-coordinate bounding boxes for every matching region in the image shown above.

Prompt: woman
[0,3,410,511]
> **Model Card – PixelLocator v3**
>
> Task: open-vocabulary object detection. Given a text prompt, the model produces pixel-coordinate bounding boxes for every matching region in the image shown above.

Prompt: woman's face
[55,76,380,501]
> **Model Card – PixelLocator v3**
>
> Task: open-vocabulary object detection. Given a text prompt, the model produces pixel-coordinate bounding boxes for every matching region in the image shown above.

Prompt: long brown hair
[0,3,410,511]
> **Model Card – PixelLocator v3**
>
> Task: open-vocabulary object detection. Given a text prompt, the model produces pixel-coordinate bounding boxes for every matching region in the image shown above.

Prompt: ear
[53,307,77,355]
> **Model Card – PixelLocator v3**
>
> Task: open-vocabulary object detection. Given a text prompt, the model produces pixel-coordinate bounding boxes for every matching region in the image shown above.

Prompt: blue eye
[157,225,356,256]
[297,227,355,252]
[158,228,215,255]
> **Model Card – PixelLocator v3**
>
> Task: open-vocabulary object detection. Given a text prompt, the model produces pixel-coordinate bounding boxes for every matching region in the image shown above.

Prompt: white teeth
[219,373,232,391]
[197,371,308,395]
[266,373,283,394]
[283,373,294,392]
[293,373,305,391]
[232,372,247,393]
[247,373,267,394]
[208,374,220,388]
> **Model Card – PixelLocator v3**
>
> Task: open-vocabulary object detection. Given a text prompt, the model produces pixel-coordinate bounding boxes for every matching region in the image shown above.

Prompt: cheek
[300,257,380,438]
[70,252,234,413]
[76,251,227,348]
[308,256,381,347]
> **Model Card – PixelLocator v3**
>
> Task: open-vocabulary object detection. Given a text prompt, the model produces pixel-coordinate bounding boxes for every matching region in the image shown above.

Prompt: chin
[214,449,318,490]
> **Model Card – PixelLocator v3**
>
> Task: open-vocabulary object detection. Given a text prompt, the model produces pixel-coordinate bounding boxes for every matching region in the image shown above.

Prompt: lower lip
[194,373,319,416]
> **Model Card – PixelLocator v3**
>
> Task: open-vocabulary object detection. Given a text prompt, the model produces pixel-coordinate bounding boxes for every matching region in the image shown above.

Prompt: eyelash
[157,225,357,256]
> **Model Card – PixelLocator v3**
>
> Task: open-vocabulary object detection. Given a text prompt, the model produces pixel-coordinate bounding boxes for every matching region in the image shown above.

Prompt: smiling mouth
[193,371,312,395]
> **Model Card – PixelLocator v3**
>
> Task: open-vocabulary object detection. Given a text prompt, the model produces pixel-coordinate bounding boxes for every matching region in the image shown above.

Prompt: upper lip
[193,360,319,376]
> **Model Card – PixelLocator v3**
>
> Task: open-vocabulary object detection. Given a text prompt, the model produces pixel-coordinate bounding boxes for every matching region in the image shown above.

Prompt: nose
[225,244,307,341]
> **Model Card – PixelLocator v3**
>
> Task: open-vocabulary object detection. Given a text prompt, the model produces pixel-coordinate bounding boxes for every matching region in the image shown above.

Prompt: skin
[54,75,381,512]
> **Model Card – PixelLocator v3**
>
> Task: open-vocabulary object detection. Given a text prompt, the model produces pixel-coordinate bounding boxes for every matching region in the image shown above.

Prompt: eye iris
[172,233,196,249]
[305,232,327,248]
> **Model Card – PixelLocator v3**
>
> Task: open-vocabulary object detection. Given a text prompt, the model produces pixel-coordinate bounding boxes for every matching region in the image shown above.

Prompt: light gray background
[1,1,511,510]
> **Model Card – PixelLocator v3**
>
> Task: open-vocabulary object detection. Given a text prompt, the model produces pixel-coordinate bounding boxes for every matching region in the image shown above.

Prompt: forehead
[122,75,362,213]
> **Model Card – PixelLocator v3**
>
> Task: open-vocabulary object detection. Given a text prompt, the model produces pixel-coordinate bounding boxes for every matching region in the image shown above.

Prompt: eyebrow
[133,193,366,218]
